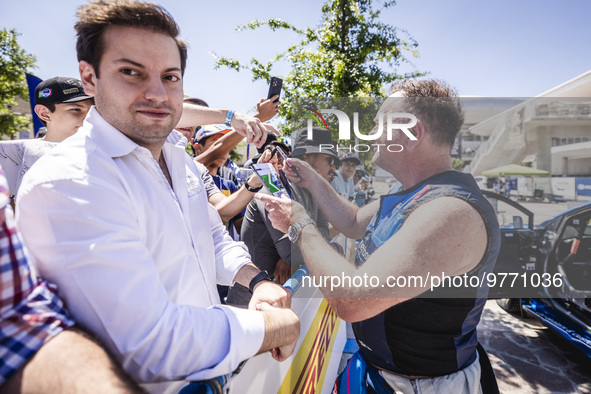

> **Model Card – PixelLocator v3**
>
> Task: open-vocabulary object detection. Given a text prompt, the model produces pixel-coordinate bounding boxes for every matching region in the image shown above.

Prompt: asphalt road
[478,300,591,393]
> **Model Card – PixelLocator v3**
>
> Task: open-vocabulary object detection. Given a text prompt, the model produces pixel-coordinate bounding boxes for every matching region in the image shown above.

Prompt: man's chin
[138,121,175,138]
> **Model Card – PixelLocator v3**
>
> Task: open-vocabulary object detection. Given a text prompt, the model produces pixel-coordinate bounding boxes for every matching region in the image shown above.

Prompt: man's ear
[34,105,52,123]
[193,143,203,155]
[79,60,97,97]
[404,119,425,151]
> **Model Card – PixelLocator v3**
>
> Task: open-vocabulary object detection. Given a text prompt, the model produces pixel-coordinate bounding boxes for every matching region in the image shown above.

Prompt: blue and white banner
[575,178,591,197]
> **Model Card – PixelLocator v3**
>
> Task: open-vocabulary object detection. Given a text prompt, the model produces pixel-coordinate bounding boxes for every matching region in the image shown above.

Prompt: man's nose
[144,76,168,102]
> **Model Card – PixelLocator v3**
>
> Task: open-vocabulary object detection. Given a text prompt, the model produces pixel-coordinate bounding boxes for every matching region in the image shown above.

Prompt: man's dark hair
[388,79,464,148]
[266,140,291,155]
[75,0,188,78]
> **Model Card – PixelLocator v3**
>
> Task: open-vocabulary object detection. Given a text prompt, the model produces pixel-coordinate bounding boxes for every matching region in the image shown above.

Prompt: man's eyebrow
[164,67,182,74]
[114,58,182,74]
[114,58,145,68]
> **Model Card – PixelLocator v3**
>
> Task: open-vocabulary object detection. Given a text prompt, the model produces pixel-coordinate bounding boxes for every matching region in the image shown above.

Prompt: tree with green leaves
[212,0,424,171]
[0,28,36,137]
[452,158,465,171]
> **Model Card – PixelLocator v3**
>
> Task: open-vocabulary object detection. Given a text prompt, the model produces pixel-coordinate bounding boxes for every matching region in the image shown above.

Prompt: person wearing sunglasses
[226,128,340,307]
[332,152,361,201]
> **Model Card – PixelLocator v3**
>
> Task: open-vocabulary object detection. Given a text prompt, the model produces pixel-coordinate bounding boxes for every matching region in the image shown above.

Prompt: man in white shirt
[15,1,298,392]
[331,152,360,200]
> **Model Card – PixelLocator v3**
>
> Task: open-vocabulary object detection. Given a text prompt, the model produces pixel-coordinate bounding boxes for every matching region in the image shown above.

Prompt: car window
[485,196,530,229]
[583,219,591,236]
[562,224,578,240]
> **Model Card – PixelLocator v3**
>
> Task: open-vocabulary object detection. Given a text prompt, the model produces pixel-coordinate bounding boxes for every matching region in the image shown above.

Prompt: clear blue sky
[1,0,590,116]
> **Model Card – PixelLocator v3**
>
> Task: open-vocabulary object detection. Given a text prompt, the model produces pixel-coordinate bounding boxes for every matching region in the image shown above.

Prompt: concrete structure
[466,71,591,176]
[456,98,525,165]
[552,140,591,176]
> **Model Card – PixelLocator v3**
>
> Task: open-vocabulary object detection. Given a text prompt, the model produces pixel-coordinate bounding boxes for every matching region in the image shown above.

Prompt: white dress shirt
[16,107,265,392]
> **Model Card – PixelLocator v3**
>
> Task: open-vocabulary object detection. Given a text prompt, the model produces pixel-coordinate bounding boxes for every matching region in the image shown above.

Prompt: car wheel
[496,298,521,314]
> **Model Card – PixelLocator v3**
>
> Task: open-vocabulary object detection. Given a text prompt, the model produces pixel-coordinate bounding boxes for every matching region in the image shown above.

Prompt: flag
[25,73,44,137]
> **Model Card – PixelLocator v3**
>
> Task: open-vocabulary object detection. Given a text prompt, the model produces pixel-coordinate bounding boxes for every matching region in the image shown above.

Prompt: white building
[466,71,591,177]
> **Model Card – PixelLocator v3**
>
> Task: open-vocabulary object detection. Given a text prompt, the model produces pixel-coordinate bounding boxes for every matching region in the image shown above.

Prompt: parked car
[484,190,591,359]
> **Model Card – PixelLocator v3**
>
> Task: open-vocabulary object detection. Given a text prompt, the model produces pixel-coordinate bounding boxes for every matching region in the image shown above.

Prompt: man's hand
[254,193,308,233]
[284,158,323,190]
[246,174,263,189]
[258,147,280,172]
[257,302,299,362]
[255,96,281,122]
[231,113,281,149]
[273,258,291,286]
[249,280,291,310]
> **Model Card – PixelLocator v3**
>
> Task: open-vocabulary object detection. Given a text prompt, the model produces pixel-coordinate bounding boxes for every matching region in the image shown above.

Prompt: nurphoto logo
[305,107,417,153]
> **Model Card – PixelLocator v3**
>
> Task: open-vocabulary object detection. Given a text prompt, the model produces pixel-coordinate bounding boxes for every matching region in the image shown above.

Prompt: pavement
[478,300,591,393]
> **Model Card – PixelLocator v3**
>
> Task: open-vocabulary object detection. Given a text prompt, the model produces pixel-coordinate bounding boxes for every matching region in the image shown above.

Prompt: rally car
[484,191,591,359]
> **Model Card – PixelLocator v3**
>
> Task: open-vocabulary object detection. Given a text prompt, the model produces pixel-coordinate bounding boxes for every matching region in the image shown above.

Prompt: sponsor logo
[39,88,52,98]
[577,183,591,191]
[62,87,80,95]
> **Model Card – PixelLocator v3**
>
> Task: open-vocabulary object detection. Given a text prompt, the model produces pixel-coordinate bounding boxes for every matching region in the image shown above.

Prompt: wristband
[225,110,235,127]
[244,178,263,193]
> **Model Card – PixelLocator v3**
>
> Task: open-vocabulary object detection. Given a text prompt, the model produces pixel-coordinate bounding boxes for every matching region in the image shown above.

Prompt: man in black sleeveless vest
[257,79,501,393]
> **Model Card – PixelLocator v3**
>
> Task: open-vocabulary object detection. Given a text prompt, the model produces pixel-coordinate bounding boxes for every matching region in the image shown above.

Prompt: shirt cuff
[185,305,265,382]
[220,241,252,286]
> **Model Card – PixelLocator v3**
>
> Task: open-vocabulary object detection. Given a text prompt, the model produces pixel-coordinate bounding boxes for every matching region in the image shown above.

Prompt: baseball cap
[355,165,367,176]
[339,152,361,165]
[291,127,340,166]
[35,77,93,107]
[193,124,233,144]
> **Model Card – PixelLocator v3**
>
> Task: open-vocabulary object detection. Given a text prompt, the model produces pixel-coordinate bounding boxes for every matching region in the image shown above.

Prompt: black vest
[352,171,501,377]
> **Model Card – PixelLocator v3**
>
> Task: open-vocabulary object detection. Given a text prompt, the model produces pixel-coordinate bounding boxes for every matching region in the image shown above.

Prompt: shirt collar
[84,106,161,159]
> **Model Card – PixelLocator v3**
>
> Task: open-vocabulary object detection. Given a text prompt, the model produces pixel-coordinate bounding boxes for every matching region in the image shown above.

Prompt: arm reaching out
[284,158,376,239]
[254,96,281,122]
[177,102,280,149]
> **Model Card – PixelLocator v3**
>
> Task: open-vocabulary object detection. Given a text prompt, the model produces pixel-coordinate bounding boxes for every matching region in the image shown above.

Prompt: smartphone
[272,146,299,177]
[250,163,289,198]
[267,77,283,103]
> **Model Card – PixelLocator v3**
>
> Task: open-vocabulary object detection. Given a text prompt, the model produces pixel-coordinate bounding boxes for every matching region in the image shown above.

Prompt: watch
[288,218,316,243]
[244,178,263,193]
[249,270,275,294]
